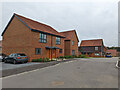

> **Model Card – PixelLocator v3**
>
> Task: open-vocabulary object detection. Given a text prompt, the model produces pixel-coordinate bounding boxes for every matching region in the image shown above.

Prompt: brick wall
[70,32,78,56]
[30,31,64,61]
[64,32,78,56]
[2,16,32,58]
[2,16,64,61]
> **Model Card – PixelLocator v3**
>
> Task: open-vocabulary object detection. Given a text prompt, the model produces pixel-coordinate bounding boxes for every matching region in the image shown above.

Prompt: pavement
[2,57,119,88]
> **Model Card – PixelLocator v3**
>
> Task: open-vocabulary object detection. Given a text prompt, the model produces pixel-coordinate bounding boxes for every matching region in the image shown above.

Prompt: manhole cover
[51,81,64,86]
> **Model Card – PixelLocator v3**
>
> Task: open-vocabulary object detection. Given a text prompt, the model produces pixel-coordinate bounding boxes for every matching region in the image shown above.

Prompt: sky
[0,0,119,47]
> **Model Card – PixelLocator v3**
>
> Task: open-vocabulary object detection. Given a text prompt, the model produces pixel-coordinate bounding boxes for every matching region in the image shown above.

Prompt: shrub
[63,55,73,59]
[32,58,50,62]
[42,58,46,62]
[32,59,38,62]
[59,56,64,59]
[39,58,42,62]
[72,55,78,58]
[46,58,50,62]
[78,54,87,58]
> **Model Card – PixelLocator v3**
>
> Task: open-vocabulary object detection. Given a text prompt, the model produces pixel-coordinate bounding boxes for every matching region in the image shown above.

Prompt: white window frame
[95,47,98,51]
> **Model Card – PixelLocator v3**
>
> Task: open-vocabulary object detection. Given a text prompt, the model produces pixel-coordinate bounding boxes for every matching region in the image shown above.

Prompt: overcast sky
[0,0,119,47]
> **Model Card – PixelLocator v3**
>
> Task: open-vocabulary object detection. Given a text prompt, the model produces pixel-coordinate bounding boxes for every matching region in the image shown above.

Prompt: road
[2,57,119,88]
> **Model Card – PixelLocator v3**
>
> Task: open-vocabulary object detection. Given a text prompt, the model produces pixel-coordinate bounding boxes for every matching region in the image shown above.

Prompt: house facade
[79,39,106,57]
[2,13,79,61]
[60,30,79,56]
[106,49,117,57]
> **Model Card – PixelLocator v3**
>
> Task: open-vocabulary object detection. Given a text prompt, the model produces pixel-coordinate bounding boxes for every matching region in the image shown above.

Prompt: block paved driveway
[2,57,119,88]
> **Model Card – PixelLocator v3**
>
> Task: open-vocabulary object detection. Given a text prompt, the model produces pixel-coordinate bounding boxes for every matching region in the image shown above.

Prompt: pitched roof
[80,39,104,46]
[60,30,79,42]
[2,13,65,37]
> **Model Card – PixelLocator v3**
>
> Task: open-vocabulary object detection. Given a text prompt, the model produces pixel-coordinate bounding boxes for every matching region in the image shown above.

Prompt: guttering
[31,29,65,38]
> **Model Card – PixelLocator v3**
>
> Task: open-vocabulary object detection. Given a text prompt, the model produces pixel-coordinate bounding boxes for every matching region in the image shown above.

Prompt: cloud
[1,1,118,46]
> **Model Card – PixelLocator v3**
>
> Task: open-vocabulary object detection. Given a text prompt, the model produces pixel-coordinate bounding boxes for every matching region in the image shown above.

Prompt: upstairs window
[56,37,60,45]
[39,33,47,43]
[35,48,41,55]
[72,41,74,46]
[95,47,98,51]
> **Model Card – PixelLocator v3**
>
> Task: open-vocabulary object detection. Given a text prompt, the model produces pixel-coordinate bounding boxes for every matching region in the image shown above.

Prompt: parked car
[0,55,2,62]
[105,52,112,58]
[4,53,28,64]
[0,53,7,62]
[105,55,112,58]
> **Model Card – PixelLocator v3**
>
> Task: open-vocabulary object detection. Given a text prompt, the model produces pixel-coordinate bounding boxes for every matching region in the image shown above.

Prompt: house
[79,39,106,57]
[0,41,2,54]
[117,47,120,57]
[106,49,117,57]
[60,30,79,56]
[1,13,79,61]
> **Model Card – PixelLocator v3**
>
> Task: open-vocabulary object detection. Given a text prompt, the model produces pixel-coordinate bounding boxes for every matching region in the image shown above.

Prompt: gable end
[1,14,32,36]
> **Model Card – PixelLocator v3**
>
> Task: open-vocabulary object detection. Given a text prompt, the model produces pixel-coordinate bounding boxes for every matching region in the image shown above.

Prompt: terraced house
[2,13,79,61]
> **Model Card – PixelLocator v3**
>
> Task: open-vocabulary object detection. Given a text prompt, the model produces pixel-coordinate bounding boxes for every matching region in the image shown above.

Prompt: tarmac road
[2,57,119,88]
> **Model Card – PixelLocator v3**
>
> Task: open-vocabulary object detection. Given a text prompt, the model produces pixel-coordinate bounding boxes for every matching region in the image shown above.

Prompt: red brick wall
[64,32,78,56]
[30,31,64,61]
[2,16,32,59]
[70,32,78,56]
[106,49,117,57]
[2,16,64,62]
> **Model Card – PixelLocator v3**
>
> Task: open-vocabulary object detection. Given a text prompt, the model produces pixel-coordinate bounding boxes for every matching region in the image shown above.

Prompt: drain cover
[51,81,64,86]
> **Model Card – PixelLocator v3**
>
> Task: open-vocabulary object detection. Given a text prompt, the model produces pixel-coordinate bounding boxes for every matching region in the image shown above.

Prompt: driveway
[2,57,119,88]
[0,62,42,71]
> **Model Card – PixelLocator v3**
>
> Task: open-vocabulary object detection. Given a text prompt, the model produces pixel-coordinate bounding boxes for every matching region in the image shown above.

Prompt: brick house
[79,39,107,57]
[1,13,79,61]
[60,30,79,56]
[106,49,117,57]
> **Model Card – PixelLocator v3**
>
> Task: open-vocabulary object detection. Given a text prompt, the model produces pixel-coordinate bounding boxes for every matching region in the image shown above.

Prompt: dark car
[4,53,28,64]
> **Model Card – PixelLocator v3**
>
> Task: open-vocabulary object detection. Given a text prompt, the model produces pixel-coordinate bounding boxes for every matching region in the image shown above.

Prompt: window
[72,50,75,56]
[35,48,41,55]
[59,49,62,54]
[72,41,74,46]
[95,47,98,51]
[87,52,91,55]
[9,54,14,57]
[82,52,86,55]
[17,54,26,56]
[56,37,60,45]
[39,33,47,43]
[94,53,99,56]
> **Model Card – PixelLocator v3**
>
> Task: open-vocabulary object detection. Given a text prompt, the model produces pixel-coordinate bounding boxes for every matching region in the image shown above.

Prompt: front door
[46,49,50,58]
[52,49,56,58]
